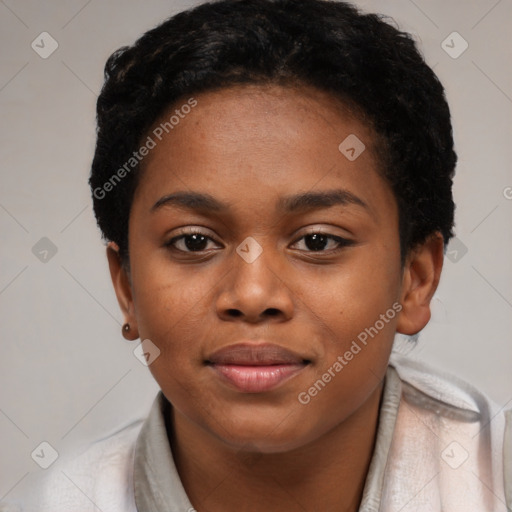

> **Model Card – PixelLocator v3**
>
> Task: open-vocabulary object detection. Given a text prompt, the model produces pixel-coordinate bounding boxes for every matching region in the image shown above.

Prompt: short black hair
[89,0,456,264]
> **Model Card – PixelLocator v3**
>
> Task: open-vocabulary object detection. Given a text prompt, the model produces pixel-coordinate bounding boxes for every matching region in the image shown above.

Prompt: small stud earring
[123,323,130,333]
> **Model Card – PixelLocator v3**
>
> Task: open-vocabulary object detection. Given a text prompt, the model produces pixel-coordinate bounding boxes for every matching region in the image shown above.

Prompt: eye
[291,232,354,252]
[164,229,353,254]
[165,230,221,253]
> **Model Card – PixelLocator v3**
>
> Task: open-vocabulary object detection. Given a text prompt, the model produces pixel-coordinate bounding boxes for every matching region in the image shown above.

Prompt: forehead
[132,84,395,226]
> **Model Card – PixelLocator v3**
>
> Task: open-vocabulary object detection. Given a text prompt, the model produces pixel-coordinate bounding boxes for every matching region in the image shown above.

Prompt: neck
[169,382,384,512]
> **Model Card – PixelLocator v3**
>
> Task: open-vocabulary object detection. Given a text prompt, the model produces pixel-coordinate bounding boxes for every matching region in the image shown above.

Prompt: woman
[20,0,511,510]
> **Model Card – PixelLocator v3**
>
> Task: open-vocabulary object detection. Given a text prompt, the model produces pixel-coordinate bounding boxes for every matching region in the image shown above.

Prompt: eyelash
[164,229,354,254]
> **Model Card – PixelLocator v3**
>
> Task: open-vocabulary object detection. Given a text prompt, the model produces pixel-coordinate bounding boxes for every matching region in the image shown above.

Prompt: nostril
[224,308,281,318]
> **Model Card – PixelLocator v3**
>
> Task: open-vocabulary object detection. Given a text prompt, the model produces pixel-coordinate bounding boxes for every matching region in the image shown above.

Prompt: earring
[123,323,130,333]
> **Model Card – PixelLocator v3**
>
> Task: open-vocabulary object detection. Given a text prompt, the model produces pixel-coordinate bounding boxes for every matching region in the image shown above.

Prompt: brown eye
[165,232,220,253]
[304,233,330,251]
[292,233,353,252]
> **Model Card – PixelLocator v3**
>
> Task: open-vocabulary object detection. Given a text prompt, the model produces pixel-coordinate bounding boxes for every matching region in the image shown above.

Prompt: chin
[210,413,319,454]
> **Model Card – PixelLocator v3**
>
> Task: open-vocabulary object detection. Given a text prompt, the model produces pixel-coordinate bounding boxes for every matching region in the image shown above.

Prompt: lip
[206,342,310,393]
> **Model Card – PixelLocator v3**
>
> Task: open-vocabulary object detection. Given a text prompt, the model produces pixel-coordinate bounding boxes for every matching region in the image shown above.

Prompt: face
[114,85,409,453]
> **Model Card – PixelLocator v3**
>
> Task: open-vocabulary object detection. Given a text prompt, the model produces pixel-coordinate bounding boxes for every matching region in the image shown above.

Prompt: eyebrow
[151,189,371,215]
[151,192,229,213]
[277,189,369,214]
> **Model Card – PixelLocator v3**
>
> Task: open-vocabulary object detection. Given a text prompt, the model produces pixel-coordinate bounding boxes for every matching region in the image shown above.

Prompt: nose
[215,248,294,324]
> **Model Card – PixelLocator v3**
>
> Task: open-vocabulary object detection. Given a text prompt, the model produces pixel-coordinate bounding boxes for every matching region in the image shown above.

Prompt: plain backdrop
[1,0,511,501]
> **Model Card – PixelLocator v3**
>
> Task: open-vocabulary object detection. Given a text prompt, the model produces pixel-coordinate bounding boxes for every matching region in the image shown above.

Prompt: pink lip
[206,343,310,393]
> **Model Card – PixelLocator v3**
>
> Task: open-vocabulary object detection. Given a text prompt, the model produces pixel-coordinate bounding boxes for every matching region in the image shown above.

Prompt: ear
[396,232,444,336]
[106,242,139,340]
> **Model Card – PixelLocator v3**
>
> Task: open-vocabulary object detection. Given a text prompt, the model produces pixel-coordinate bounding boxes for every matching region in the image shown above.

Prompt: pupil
[305,233,328,251]
[185,234,207,251]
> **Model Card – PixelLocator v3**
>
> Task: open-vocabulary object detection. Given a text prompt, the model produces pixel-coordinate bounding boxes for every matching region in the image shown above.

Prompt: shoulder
[20,418,144,512]
[390,353,509,437]
[385,354,511,512]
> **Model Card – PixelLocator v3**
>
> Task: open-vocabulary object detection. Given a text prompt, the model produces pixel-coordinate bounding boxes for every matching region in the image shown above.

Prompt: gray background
[1,0,511,501]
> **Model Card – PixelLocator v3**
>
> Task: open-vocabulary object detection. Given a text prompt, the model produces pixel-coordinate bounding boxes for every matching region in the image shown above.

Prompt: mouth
[206,343,311,393]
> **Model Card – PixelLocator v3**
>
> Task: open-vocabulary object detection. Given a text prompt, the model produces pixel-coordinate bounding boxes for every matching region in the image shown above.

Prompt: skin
[107,84,444,512]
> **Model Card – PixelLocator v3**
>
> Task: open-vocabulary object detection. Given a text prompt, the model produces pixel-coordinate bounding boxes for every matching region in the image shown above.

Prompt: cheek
[296,287,397,441]
[130,254,213,362]
[317,245,400,326]
[133,275,211,403]
[132,245,205,317]
[305,244,401,383]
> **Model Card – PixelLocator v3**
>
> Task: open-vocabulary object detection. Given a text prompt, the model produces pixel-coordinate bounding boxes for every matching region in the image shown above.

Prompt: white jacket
[12,355,512,511]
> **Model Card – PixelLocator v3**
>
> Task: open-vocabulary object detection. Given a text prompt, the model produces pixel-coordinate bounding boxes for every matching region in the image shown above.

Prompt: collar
[134,366,402,511]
